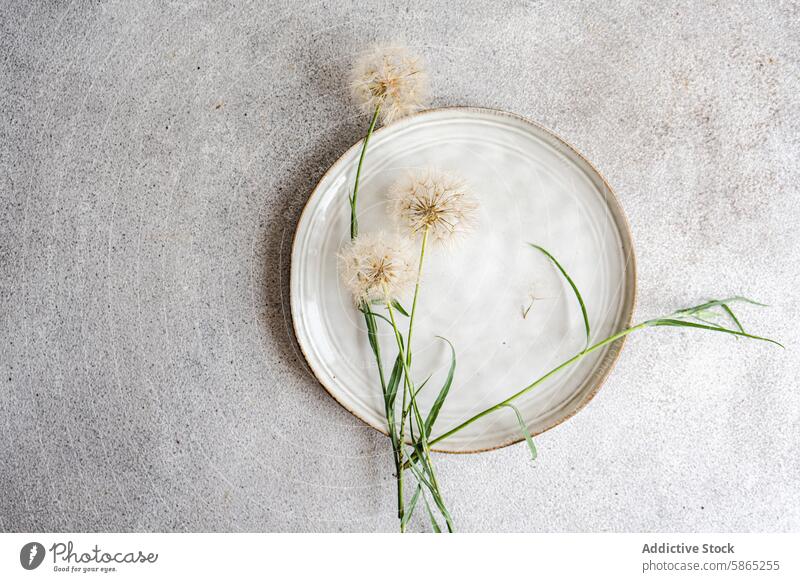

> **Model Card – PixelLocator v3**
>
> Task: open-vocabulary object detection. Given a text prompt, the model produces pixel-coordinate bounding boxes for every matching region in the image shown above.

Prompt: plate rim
[289,105,638,454]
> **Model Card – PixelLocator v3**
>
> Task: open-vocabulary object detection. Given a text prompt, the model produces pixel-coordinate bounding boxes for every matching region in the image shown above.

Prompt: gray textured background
[1,0,798,532]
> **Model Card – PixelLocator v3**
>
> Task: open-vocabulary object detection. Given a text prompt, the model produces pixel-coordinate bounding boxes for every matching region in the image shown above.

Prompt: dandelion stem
[394,229,428,532]
[405,226,429,370]
[400,226,429,460]
[395,226,430,529]
[350,104,381,240]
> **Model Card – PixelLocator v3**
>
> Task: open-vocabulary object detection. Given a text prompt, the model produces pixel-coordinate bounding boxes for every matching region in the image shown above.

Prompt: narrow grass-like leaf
[412,374,433,400]
[386,354,403,412]
[530,244,590,350]
[363,309,379,359]
[360,307,386,390]
[400,485,422,530]
[424,336,456,437]
[673,296,766,317]
[675,298,753,337]
[409,456,453,532]
[360,306,408,403]
[648,318,784,347]
[405,439,454,532]
[690,309,728,329]
[692,316,728,329]
[406,452,435,492]
[359,305,404,447]
[721,304,745,333]
[391,300,409,317]
[503,403,537,462]
[423,476,454,532]
[363,309,393,328]
[422,493,442,533]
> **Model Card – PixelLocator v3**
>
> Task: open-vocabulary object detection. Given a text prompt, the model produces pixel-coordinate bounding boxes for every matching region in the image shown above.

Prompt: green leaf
[529,244,590,350]
[405,446,454,532]
[406,453,435,492]
[362,308,392,327]
[386,353,403,412]
[427,488,454,533]
[411,445,455,532]
[673,297,763,340]
[692,316,727,329]
[412,374,433,400]
[422,493,442,533]
[424,336,457,437]
[360,307,386,390]
[400,485,422,530]
[391,300,409,317]
[648,318,784,348]
[503,403,537,462]
[721,304,745,333]
[672,296,766,317]
[362,308,377,352]
[359,305,405,434]
[672,295,767,324]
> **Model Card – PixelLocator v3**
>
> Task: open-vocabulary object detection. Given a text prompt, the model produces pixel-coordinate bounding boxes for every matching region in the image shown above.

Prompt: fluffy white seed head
[338,232,416,305]
[389,169,479,245]
[350,45,428,124]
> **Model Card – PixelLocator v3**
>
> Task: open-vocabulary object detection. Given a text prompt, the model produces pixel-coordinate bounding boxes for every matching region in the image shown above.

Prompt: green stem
[407,385,453,531]
[350,104,381,240]
[405,226,430,370]
[398,226,429,477]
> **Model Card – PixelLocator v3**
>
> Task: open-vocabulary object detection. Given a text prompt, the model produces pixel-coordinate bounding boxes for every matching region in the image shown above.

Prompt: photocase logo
[20,542,46,570]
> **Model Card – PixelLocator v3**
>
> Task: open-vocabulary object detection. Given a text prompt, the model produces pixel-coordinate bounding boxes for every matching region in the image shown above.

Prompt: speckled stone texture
[1,0,798,532]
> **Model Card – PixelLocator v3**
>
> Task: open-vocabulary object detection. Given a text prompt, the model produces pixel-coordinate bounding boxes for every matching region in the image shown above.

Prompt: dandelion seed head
[350,45,428,124]
[338,232,416,305]
[389,169,479,245]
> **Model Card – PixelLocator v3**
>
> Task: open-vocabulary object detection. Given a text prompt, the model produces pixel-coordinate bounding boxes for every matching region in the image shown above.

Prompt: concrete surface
[1,0,798,532]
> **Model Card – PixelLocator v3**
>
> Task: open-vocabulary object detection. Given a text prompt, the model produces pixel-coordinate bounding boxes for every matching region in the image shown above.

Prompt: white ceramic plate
[291,107,636,453]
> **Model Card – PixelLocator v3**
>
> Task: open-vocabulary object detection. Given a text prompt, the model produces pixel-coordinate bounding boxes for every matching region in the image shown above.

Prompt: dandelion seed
[522,297,535,319]
[351,45,428,124]
[338,232,416,305]
[521,283,555,319]
[389,169,479,245]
